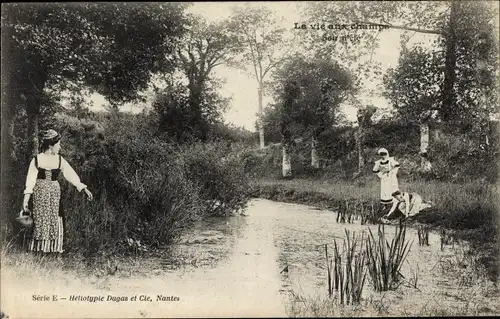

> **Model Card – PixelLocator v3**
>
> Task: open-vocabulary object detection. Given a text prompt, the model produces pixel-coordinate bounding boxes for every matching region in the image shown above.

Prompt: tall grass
[325,229,367,306]
[365,223,413,292]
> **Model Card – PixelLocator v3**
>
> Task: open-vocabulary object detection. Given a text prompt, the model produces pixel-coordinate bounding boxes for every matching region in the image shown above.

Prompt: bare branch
[242,30,260,81]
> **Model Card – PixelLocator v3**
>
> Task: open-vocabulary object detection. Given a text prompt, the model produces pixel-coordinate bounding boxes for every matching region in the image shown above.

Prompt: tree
[227,4,293,148]
[383,45,442,161]
[299,1,414,99]
[260,104,285,144]
[174,15,240,141]
[279,80,301,178]
[152,82,191,143]
[356,105,377,174]
[271,55,354,169]
[1,3,188,161]
[446,1,499,128]
[305,1,498,125]
[384,1,499,165]
[152,79,230,144]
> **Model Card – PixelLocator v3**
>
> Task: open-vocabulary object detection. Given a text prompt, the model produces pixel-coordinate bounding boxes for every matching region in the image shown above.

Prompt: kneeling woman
[22,129,93,254]
[380,190,424,224]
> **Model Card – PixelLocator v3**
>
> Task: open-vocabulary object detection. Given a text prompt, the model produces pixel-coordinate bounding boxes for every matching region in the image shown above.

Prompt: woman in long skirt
[22,129,92,254]
[372,148,400,213]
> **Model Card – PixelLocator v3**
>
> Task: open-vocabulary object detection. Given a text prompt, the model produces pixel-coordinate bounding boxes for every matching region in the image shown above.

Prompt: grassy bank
[249,177,499,282]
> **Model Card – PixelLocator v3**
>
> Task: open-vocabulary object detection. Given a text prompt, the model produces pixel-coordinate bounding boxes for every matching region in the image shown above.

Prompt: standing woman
[22,129,92,254]
[372,148,400,212]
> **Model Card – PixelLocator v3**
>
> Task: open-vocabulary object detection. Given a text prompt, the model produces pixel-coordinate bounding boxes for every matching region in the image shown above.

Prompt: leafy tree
[174,15,240,141]
[152,82,191,143]
[153,79,230,144]
[1,2,188,161]
[227,4,294,148]
[446,1,499,127]
[384,1,498,164]
[298,1,419,96]
[383,45,441,167]
[304,1,498,125]
[271,55,354,168]
[279,80,301,177]
[260,104,284,144]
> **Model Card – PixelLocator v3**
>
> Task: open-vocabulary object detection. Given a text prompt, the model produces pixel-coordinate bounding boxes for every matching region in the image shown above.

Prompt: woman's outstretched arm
[60,157,87,191]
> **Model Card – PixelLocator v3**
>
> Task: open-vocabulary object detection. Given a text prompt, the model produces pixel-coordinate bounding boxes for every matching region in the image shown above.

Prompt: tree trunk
[24,57,48,161]
[441,1,458,122]
[356,128,365,173]
[355,106,375,174]
[188,81,206,141]
[433,128,441,142]
[282,141,292,178]
[311,135,320,168]
[420,121,432,172]
[25,85,44,162]
[26,102,40,161]
[258,83,265,148]
[420,122,429,154]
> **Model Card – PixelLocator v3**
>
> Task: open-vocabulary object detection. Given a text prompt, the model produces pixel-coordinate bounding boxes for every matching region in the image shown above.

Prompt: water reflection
[166,214,250,270]
[146,198,481,317]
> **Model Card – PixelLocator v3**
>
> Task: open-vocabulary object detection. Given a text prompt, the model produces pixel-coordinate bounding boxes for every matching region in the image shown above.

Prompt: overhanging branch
[355,21,443,35]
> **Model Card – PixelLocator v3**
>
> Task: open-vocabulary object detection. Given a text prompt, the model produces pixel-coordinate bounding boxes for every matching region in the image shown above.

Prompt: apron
[374,157,400,205]
[28,155,65,253]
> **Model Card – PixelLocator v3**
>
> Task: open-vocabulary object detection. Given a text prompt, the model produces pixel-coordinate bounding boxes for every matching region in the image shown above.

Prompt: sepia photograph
[1,1,499,317]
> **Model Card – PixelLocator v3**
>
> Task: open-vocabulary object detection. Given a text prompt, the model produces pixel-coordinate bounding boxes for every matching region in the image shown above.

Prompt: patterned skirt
[29,179,64,253]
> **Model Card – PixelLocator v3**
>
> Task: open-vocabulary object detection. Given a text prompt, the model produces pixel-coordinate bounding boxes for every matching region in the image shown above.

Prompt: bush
[2,111,252,258]
[61,149,203,257]
[180,142,251,217]
[425,132,499,183]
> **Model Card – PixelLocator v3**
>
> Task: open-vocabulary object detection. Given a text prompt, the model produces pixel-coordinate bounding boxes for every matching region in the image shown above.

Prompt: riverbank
[2,199,499,318]
[249,178,499,282]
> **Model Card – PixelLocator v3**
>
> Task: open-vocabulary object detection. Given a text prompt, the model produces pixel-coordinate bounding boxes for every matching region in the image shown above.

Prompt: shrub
[180,142,251,217]
[58,130,205,257]
[3,111,252,258]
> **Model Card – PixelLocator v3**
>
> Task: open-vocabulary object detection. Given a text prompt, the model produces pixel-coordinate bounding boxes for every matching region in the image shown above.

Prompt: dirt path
[2,199,499,318]
[1,200,287,318]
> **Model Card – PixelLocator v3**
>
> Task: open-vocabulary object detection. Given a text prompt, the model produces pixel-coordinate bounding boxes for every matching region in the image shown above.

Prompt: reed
[360,201,379,225]
[417,224,430,246]
[355,200,362,221]
[410,265,419,289]
[325,229,367,306]
[365,223,413,292]
[360,202,368,225]
[336,200,348,224]
[346,201,351,224]
[440,228,448,250]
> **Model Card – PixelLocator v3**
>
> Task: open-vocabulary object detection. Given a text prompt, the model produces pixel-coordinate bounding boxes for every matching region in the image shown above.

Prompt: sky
[87,2,440,131]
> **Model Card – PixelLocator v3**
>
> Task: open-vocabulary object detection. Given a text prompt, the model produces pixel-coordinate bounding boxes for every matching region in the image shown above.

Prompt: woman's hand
[22,194,30,212]
[84,188,93,201]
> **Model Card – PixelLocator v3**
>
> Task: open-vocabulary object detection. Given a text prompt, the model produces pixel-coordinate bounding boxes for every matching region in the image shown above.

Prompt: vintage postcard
[1,1,499,318]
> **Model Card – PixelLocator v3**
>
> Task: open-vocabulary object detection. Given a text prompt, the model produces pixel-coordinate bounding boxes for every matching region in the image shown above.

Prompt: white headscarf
[377,148,389,155]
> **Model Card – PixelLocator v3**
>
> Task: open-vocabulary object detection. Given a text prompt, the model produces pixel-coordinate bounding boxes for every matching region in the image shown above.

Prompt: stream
[2,198,499,318]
